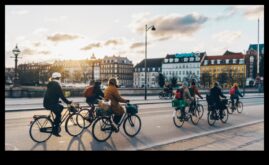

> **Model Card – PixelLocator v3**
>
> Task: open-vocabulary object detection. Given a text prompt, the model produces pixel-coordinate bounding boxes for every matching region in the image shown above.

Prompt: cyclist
[189,81,203,111]
[180,81,194,120]
[209,82,227,119]
[230,83,243,109]
[104,78,129,131]
[43,72,72,137]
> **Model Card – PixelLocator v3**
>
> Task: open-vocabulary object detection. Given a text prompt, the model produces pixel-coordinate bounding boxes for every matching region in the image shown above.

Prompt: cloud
[131,12,208,41]
[11,10,29,15]
[212,30,242,43]
[104,39,123,46]
[130,42,144,49]
[241,6,264,20]
[38,50,50,55]
[81,42,102,51]
[21,48,36,55]
[215,7,237,21]
[47,33,80,42]
[33,42,41,47]
[33,28,48,35]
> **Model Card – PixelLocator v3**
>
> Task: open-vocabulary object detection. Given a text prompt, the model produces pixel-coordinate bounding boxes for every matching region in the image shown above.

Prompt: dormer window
[169,58,173,63]
[175,58,179,62]
[196,57,200,61]
[184,58,188,62]
[226,59,229,64]
[164,59,168,63]
[239,59,244,64]
[204,60,208,65]
[217,60,221,64]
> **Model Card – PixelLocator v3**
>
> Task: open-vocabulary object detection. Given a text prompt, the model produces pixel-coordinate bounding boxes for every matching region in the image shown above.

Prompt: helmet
[52,72,61,79]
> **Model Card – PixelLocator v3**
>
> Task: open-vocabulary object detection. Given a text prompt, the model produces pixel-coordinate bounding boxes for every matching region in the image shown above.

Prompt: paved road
[5,97,263,150]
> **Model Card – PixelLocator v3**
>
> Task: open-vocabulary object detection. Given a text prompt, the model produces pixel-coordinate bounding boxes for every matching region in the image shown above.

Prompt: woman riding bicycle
[104,78,129,131]
[230,83,243,109]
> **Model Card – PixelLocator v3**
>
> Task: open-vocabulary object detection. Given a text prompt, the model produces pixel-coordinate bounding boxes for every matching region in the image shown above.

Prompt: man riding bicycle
[209,82,227,119]
[43,72,72,137]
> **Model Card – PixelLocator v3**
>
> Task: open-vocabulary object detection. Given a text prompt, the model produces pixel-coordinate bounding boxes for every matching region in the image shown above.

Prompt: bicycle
[191,97,204,119]
[227,100,243,114]
[206,98,229,126]
[29,102,85,143]
[91,102,141,142]
[78,103,98,129]
[172,98,201,128]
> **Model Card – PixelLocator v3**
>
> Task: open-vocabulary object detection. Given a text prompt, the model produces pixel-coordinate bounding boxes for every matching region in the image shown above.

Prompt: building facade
[200,51,246,88]
[162,52,206,84]
[245,44,264,80]
[100,55,133,87]
[18,62,51,85]
[133,58,163,88]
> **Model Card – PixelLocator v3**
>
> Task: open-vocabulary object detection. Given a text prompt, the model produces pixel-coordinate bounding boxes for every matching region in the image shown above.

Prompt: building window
[226,59,229,64]
[217,60,221,64]
[179,71,181,75]
[250,56,254,62]
[204,60,208,65]
[211,60,215,64]
[197,70,199,75]
[175,58,179,62]
[239,59,244,64]
[183,71,185,75]
[196,57,200,61]
[158,67,160,71]
[169,58,173,63]
[233,59,237,64]
[152,67,155,71]
[190,57,194,61]
[142,68,145,71]
[184,58,188,62]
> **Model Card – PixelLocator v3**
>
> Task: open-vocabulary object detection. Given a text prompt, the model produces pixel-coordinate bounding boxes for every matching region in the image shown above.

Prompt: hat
[52,72,61,79]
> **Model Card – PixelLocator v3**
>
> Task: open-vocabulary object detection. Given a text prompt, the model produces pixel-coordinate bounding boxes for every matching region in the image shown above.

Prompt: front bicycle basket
[126,104,138,115]
[172,99,186,109]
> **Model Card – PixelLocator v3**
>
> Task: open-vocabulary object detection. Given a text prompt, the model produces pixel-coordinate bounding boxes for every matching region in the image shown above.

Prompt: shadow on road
[67,135,86,151]
[31,142,47,150]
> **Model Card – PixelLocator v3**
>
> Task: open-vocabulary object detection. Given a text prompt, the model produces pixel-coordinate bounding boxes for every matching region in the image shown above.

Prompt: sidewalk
[145,122,264,150]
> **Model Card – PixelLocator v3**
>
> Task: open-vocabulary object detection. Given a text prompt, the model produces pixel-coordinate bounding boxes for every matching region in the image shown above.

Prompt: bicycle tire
[92,117,113,142]
[79,108,95,128]
[236,101,243,113]
[173,110,184,128]
[220,108,229,123]
[123,114,141,137]
[65,113,85,137]
[29,116,53,143]
[207,110,216,126]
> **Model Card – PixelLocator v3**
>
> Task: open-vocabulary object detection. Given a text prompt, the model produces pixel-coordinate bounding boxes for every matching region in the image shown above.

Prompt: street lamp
[12,44,21,86]
[144,24,156,100]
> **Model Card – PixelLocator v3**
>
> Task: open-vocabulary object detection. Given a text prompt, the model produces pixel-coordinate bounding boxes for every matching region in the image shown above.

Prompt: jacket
[43,80,71,108]
[86,85,104,104]
[210,86,226,102]
[104,85,127,115]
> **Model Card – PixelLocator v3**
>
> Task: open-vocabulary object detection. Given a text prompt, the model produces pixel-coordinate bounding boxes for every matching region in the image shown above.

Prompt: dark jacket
[86,85,104,104]
[210,86,226,102]
[43,81,71,108]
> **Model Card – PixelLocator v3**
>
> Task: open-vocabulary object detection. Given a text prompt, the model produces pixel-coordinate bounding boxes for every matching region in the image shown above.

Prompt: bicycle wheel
[79,108,95,128]
[191,108,200,125]
[236,102,243,113]
[123,114,142,137]
[207,110,216,126]
[221,108,229,123]
[65,113,85,136]
[173,110,184,128]
[29,116,53,143]
[197,104,204,119]
[227,101,234,114]
[92,117,112,142]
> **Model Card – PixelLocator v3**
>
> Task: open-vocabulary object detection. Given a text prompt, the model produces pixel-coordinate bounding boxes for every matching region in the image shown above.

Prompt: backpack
[229,87,235,95]
[83,86,94,97]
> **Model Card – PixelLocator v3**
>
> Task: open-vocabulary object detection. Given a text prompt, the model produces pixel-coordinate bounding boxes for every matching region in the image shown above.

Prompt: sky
[5,5,264,67]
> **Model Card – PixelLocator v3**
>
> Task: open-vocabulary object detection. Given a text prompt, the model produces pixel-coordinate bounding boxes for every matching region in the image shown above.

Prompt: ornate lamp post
[12,44,21,86]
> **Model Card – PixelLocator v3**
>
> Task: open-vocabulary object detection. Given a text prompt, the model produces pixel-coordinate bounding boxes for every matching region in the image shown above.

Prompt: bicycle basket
[95,107,113,117]
[172,99,186,109]
[126,104,138,115]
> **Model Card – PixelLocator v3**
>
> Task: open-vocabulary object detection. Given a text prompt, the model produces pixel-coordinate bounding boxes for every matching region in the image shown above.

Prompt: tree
[171,77,177,87]
[73,70,82,83]
[157,73,165,88]
[217,73,228,88]
[200,72,211,88]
